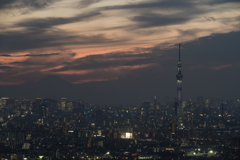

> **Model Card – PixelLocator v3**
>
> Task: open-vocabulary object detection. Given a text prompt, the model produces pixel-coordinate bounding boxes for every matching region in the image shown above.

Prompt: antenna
[179,44,181,61]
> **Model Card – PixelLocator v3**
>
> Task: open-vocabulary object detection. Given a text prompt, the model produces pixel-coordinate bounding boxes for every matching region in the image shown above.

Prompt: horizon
[0,74,238,105]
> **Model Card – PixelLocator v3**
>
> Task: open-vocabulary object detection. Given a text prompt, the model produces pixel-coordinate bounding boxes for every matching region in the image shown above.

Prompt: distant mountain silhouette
[35,75,70,86]
[0,73,175,104]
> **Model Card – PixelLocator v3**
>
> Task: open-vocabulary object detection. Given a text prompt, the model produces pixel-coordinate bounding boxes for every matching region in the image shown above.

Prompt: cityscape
[1,0,240,160]
[1,95,240,160]
[0,45,240,160]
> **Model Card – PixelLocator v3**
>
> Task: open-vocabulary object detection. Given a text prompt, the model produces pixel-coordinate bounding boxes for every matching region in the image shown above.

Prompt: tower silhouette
[176,44,183,116]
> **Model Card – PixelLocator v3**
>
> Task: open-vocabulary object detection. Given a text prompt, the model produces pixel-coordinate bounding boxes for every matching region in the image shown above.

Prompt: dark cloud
[69,53,76,57]
[0,0,16,9]
[0,53,72,85]
[131,13,190,28]
[177,29,203,37]
[80,0,101,8]
[0,30,68,53]
[54,48,162,72]
[9,61,25,64]
[102,0,206,29]
[0,65,13,69]
[24,53,60,57]
[181,31,240,66]
[103,0,194,10]
[0,0,59,10]
[1,52,76,84]
[0,54,11,57]
[15,12,101,29]
[0,11,117,54]
[204,16,216,21]
[1,53,61,57]
[8,52,74,66]
[210,0,240,5]
[0,29,113,53]
[102,0,238,11]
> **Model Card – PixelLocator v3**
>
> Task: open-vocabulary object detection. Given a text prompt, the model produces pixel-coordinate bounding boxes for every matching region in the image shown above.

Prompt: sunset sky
[0,0,240,103]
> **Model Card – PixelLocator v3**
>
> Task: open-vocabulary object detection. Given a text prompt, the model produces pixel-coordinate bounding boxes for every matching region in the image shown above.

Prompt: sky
[0,0,240,103]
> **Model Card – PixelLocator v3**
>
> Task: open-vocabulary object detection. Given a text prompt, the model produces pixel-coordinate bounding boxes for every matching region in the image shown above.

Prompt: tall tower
[176,44,183,116]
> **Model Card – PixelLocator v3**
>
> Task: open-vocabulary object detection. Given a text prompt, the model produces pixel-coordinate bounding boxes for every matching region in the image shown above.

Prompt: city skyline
[0,0,240,104]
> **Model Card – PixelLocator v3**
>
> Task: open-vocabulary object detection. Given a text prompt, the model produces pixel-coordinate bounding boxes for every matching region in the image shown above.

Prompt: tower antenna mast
[179,44,181,61]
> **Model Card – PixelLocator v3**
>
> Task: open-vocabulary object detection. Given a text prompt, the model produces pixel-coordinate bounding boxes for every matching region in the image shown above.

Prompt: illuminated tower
[176,44,183,116]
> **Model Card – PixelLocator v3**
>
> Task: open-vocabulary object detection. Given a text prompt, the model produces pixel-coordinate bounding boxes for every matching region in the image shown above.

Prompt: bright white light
[126,132,130,138]
[125,132,133,139]
[209,150,213,153]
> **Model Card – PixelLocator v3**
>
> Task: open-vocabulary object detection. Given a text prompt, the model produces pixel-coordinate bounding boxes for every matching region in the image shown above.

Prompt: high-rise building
[61,98,67,111]
[176,44,183,116]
